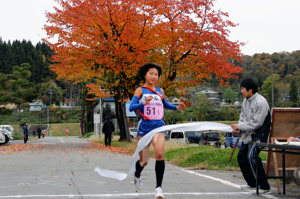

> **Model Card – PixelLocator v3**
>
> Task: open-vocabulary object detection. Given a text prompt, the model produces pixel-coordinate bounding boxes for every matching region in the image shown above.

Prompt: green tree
[102,103,116,122]
[163,109,187,125]
[192,94,213,121]
[0,63,40,115]
[289,79,298,104]
[222,87,238,104]
[261,74,280,107]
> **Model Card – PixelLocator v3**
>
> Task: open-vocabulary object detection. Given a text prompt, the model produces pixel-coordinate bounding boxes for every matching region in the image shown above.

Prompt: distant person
[32,129,36,137]
[37,126,41,139]
[102,116,115,147]
[49,129,53,137]
[66,127,69,137]
[42,129,45,138]
[287,136,300,143]
[231,77,271,194]
[23,122,28,144]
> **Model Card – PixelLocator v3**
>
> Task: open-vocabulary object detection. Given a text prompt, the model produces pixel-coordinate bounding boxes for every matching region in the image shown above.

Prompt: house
[0,103,18,113]
[166,97,181,105]
[59,99,80,109]
[29,99,43,111]
[194,89,222,106]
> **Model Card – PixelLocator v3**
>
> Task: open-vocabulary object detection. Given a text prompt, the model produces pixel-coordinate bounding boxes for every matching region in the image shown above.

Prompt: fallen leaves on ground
[90,142,133,155]
[0,144,43,155]
[0,142,133,156]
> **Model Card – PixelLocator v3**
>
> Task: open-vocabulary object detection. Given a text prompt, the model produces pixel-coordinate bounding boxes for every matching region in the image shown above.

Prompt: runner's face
[144,68,159,85]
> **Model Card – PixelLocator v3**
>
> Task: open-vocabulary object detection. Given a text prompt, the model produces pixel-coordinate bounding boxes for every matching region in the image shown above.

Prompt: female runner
[129,63,186,198]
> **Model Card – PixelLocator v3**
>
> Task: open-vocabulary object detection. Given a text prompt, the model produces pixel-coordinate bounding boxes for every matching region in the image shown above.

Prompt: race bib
[144,102,164,120]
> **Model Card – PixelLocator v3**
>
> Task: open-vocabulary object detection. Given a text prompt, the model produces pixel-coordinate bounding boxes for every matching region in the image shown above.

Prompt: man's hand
[231,124,241,134]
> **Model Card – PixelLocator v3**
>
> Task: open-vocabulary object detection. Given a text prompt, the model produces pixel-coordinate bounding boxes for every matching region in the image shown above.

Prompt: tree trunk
[115,99,131,142]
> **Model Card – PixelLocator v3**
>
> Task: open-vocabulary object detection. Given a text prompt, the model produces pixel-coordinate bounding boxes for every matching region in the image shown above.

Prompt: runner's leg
[152,133,165,188]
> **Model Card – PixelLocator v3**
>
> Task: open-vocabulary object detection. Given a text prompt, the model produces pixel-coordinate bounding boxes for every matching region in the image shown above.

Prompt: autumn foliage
[44,0,243,97]
[44,0,243,140]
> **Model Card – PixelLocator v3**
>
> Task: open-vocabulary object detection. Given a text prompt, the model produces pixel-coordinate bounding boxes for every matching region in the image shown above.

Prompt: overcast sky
[1,0,299,56]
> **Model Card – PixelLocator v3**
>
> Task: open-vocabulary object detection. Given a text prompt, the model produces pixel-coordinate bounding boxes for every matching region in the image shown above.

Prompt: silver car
[0,127,13,143]
[129,128,138,139]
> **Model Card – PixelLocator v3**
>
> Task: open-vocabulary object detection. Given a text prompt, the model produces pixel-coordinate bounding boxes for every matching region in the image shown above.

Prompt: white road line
[181,169,279,199]
[181,169,241,189]
[58,137,66,144]
[0,192,252,198]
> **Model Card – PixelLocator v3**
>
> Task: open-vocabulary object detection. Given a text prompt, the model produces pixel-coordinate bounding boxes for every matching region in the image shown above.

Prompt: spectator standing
[102,116,115,147]
[42,129,45,138]
[32,129,36,137]
[23,122,28,144]
[37,126,41,139]
[49,129,53,137]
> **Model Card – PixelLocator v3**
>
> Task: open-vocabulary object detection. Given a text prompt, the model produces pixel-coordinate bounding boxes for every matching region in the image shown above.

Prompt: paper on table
[94,122,233,181]
[288,142,300,146]
[274,139,287,145]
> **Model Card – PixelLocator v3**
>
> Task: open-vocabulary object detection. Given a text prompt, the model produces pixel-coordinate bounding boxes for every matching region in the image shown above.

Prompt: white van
[169,131,188,145]
[0,125,15,136]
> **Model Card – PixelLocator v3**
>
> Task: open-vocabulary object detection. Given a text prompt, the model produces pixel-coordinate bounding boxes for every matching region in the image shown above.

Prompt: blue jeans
[238,138,270,190]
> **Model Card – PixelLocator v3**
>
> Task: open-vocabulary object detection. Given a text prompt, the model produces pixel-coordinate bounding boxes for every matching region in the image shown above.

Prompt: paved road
[0,137,299,199]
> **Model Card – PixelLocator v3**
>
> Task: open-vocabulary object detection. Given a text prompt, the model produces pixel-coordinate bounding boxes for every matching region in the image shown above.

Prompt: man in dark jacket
[37,126,42,139]
[23,122,28,144]
[102,116,115,147]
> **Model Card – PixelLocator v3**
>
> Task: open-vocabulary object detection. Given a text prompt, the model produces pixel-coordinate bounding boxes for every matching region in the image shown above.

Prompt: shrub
[13,134,21,140]
[83,132,94,138]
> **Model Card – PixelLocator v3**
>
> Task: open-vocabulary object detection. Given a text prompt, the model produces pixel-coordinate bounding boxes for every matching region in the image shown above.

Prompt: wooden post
[229,138,240,160]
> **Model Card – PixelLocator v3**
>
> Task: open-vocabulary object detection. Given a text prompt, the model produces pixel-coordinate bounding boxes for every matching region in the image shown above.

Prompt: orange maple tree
[44,0,243,141]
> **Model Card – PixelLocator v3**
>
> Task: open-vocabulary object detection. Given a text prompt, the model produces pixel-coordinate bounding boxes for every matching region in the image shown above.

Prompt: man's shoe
[134,176,143,190]
[155,187,164,198]
[240,184,256,190]
[252,189,271,195]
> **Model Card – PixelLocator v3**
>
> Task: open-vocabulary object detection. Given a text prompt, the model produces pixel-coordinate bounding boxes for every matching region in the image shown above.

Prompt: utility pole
[49,89,53,105]
[271,63,274,108]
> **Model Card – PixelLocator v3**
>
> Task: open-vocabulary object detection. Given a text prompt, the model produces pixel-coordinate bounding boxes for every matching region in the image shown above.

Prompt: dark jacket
[23,125,28,134]
[37,127,42,134]
[102,120,115,135]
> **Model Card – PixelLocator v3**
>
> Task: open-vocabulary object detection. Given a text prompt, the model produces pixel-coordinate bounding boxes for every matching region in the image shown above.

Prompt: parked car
[129,128,138,139]
[186,131,203,143]
[199,131,221,148]
[169,130,188,145]
[0,127,13,144]
[0,125,14,136]
[224,132,242,148]
[164,130,171,140]
[0,130,6,144]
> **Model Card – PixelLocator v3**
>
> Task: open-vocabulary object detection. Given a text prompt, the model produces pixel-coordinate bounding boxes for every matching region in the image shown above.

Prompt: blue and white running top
[137,87,165,137]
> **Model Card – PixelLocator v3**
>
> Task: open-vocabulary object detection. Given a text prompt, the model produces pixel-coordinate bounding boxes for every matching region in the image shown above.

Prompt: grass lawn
[89,134,267,171]
[12,123,81,136]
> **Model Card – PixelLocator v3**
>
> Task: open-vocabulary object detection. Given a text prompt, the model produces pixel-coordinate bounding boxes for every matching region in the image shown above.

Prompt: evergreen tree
[0,63,40,115]
[289,79,298,103]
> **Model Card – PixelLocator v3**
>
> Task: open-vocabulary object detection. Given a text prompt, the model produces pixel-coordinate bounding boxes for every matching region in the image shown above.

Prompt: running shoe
[155,187,164,198]
[240,184,256,190]
[134,176,143,190]
[252,189,271,195]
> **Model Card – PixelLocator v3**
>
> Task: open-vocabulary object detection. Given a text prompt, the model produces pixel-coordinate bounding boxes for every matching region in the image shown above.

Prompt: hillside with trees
[0,37,299,133]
